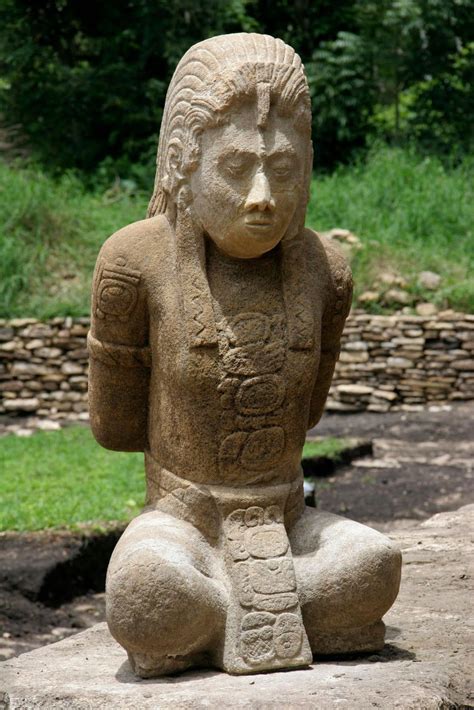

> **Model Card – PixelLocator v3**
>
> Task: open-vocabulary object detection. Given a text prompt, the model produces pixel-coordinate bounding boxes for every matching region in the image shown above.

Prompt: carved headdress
[148,33,314,349]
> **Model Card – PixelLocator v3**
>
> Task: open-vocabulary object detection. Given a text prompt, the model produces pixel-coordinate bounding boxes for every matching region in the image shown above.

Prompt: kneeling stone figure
[88,33,401,677]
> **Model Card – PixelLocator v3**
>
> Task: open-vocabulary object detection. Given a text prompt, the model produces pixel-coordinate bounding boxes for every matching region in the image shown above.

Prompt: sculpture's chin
[209,231,283,260]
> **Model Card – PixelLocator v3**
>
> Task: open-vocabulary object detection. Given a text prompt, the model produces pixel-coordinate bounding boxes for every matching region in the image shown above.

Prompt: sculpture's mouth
[244,217,274,231]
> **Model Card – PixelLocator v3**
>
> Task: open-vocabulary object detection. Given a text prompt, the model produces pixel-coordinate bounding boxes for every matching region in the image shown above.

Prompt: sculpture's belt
[145,453,305,543]
[144,453,312,674]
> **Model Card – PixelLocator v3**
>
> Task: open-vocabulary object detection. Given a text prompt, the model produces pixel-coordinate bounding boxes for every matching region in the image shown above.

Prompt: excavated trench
[37,530,121,606]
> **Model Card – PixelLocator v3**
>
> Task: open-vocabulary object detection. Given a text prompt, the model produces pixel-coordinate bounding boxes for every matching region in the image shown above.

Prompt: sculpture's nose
[244,171,276,212]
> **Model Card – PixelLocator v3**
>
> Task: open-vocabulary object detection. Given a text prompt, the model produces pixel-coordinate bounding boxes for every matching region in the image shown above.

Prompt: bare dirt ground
[311,401,473,531]
[1,402,473,664]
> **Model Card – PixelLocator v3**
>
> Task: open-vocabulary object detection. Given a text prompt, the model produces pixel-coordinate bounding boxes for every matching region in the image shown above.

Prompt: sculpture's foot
[311,620,385,656]
[127,651,206,678]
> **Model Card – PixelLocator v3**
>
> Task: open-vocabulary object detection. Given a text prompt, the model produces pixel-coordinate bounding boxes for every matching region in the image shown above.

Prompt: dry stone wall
[0,318,89,421]
[1,311,473,419]
[329,311,474,412]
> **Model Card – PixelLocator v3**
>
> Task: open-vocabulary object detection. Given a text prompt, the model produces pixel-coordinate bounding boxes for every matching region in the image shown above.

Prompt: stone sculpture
[88,33,401,678]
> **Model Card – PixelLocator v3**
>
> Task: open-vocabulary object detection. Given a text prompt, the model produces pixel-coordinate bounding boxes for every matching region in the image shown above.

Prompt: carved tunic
[89,215,352,493]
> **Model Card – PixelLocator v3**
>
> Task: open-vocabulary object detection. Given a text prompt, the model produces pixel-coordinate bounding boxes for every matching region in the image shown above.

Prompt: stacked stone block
[1,311,473,419]
[327,311,474,412]
[0,318,89,420]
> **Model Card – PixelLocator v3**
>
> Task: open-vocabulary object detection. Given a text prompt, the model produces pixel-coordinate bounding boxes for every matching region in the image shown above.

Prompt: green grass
[1,146,473,317]
[307,146,474,312]
[0,165,146,318]
[0,427,145,531]
[0,427,349,532]
[302,438,351,461]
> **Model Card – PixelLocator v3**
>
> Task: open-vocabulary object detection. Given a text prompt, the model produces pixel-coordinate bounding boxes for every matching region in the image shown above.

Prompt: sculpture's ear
[162,137,184,195]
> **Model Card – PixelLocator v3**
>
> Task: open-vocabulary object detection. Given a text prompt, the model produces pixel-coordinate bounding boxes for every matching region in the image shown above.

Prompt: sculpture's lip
[244,219,274,230]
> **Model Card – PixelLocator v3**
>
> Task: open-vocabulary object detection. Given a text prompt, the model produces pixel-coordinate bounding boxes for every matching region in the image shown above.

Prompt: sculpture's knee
[106,539,226,657]
[344,539,402,628]
[301,535,401,633]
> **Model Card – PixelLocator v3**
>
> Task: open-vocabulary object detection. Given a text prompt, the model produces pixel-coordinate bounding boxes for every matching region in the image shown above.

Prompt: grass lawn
[0,427,145,531]
[0,427,348,532]
[0,166,145,318]
[302,438,351,460]
[1,145,473,317]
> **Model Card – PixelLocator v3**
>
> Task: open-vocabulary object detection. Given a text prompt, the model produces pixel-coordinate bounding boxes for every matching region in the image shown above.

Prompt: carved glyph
[94,257,141,323]
[217,313,288,479]
[222,501,311,672]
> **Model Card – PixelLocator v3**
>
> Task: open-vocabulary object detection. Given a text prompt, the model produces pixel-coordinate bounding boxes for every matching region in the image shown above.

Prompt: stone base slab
[1,505,472,709]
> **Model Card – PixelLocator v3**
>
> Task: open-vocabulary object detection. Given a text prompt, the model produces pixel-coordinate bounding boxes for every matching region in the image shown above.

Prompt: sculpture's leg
[106,510,228,677]
[290,507,402,655]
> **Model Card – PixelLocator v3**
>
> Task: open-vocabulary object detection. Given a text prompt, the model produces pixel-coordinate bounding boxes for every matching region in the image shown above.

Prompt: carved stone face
[189,99,307,259]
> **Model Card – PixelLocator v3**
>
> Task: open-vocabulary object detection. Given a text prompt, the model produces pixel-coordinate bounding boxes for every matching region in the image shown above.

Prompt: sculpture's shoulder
[302,227,352,288]
[97,215,171,279]
[302,228,353,321]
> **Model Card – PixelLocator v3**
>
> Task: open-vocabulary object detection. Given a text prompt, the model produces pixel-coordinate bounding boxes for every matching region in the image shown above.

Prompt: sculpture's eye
[267,154,297,180]
[219,151,254,178]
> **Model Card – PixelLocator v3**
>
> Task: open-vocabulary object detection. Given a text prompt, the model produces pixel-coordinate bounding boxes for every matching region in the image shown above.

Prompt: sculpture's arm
[88,233,150,452]
[307,247,353,430]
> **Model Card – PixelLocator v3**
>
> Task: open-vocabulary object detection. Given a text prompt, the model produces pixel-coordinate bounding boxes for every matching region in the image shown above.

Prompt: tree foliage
[0,0,255,170]
[306,32,374,167]
[406,42,474,156]
[0,0,472,173]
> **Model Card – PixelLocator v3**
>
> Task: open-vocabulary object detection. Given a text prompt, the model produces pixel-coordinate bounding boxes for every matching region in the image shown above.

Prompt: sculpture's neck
[206,239,284,320]
[171,211,314,351]
[206,238,280,267]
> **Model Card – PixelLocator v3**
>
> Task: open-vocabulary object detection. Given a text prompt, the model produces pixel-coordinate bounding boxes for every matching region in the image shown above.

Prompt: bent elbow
[90,413,146,452]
